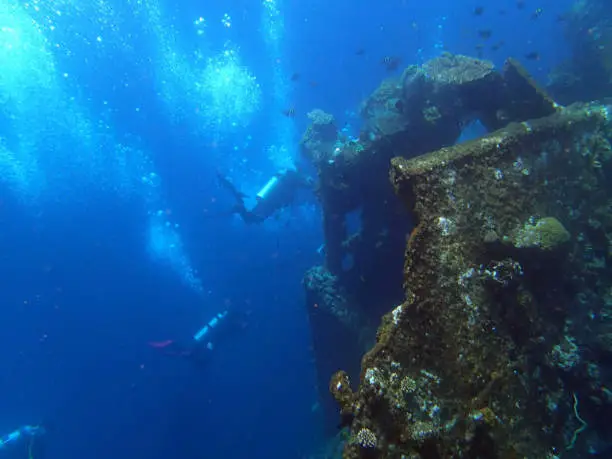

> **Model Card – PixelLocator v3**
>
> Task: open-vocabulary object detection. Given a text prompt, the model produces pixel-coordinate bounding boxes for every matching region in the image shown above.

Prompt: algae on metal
[332,102,612,458]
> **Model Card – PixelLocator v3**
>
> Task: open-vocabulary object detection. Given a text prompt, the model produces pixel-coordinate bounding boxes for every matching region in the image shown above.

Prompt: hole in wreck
[457,118,488,143]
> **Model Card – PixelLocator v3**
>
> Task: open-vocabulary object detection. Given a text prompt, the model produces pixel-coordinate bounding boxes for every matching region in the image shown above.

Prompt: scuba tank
[193,310,229,342]
[256,175,280,201]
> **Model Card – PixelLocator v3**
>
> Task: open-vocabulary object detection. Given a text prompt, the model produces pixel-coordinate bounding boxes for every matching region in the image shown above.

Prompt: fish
[491,41,505,51]
[290,72,300,82]
[524,51,540,60]
[473,6,484,15]
[282,107,296,117]
[355,48,366,56]
[478,29,492,39]
[516,0,525,10]
[381,56,401,71]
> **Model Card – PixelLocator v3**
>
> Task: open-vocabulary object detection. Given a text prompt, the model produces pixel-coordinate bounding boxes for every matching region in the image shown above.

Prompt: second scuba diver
[149,309,247,366]
[0,424,47,459]
[216,166,313,224]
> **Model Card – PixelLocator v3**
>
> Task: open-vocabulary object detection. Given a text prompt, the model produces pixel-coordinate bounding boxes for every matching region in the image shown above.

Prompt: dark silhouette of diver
[149,309,247,367]
[216,167,313,224]
[0,424,47,459]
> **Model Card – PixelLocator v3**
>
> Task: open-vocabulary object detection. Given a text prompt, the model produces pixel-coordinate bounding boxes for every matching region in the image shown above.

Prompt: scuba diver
[149,309,247,367]
[216,166,313,224]
[0,424,46,459]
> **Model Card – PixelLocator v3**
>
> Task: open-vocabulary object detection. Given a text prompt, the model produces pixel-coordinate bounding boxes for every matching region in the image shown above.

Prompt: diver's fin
[216,171,248,202]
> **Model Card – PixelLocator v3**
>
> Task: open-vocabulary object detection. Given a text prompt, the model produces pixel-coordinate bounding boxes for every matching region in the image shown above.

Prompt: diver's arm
[299,174,315,189]
[291,163,315,189]
[282,168,313,190]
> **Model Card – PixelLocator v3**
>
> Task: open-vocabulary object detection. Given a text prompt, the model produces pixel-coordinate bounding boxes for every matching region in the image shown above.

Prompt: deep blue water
[0,0,584,458]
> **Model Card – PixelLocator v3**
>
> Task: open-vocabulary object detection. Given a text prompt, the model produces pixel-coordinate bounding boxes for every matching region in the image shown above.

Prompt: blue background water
[0,0,576,458]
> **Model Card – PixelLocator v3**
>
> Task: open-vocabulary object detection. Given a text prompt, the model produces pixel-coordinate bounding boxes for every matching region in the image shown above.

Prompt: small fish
[525,51,540,60]
[475,44,484,58]
[282,107,296,117]
[478,29,492,39]
[530,8,543,19]
[473,6,484,15]
[381,55,401,71]
[394,99,404,113]
[290,72,300,82]
[491,40,505,51]
[355,48,366,56]
[516,0,525,10]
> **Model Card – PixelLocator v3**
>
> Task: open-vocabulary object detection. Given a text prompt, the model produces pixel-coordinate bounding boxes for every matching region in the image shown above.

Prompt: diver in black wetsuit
[149,309,247,367]
[216,167,313,224]
[0,424,47,459]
